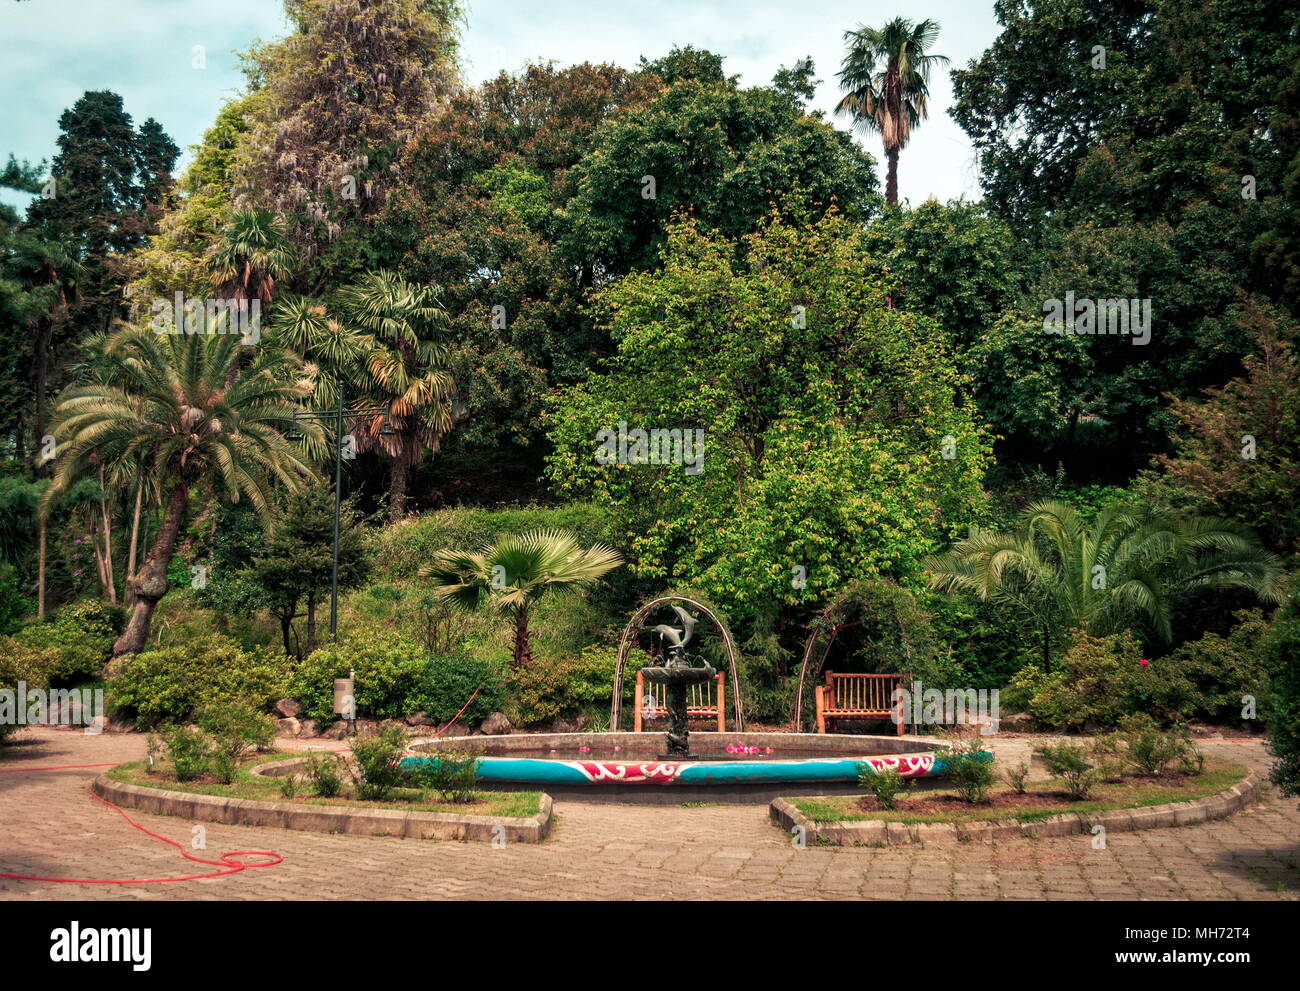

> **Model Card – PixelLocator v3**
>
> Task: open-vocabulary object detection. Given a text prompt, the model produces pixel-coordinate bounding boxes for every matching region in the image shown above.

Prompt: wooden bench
[815,672,906,735]
[633,670,726,732]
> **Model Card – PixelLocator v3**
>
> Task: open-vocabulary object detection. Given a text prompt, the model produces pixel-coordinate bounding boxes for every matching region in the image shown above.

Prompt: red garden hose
[0,763,282,885]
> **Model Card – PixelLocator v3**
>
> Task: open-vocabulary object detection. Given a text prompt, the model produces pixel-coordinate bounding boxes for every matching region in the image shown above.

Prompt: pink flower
[1139,658,1149,666]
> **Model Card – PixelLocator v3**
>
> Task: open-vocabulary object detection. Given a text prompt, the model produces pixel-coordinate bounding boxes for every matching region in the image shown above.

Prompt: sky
[0,0,1002,214]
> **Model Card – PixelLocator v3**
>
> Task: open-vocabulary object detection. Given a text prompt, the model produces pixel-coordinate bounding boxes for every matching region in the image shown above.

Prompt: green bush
[198,703,275,760]
[14,599,125,682]
[1004,761,1030,794]
[1034,743,1104,801]
[111,634,290,728]
[0,562,30,635]
[1004,629,1149,731]
[163,726,212,783]
[1153,611,1275,723]
[289,629,428,721]
[1117,713,1202,776]
[407,749,481,803]
[505,645,645,727]
[304,753,344,798]
[940,738,997,803]
[417,652,506,725]
[349,725,408,800]
[857,765,908,809]
[0,636,52,744]
[1266,590,1300,797]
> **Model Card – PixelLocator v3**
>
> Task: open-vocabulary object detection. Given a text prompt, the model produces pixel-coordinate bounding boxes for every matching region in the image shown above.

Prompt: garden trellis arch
[610,596,745,732]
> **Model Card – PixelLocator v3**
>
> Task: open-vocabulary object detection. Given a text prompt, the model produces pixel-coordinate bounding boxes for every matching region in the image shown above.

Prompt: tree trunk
[125,476,144,606]
[306,591,317,656]
[280,613,294,659]
[513,607,532,669]
[885,146,899,207]
[98,467,116,604]
[37,517,47,619]
[388,449,409,521]
[111,482,188,661]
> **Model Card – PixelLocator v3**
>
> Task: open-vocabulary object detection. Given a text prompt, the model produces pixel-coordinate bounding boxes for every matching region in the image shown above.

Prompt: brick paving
[1,726,1296,901]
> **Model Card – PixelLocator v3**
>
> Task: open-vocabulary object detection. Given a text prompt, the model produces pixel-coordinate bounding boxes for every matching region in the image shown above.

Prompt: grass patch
[107,755,542,818]
[789,757,1247,826]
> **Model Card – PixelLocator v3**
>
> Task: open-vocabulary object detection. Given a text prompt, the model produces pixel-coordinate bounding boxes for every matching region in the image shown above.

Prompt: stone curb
[768,769,1263,846]
[92,769,553,844]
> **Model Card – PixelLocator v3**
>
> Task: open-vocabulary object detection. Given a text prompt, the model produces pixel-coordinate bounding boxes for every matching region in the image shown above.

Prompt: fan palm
[206,209,298,303]
[924,500,1285,665]
[276,270,454,520]
[42,322,324,660]
[424,529,623,668]
[835,17,948,206]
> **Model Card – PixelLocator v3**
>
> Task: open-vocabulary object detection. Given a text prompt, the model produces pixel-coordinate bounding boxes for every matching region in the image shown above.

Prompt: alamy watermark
[0,681,106,734]
[1043,292,1152,346]
[595,421,704,475]
[150,293,261,344]
[891,681,1000,734]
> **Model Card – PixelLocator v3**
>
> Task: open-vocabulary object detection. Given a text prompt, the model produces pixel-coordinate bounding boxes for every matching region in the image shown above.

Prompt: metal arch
[791,618,840,733]
[610,596,744,732]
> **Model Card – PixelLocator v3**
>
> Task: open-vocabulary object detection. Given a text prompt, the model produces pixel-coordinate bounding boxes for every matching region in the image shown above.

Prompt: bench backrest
[824,672,902,712]
[636,670,724,715]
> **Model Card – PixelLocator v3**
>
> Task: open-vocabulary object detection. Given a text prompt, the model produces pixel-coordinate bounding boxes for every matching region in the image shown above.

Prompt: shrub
[111,635,290,728]
[858,765,908,810]
[505,646,645,727]
[349,725,408,800]
[14,599,125,682]
[940,738,997,803]
[278,773,298,799]
[198,704,275,760]
[0,562,30,635]
[1005,761,1030,794]
[1034,743,1104,801]
[1153,610,1275,723]
[1117,714,1203,777]
[304,753,344,798]
[289,630,427,721]
[0,636,52,744]
[163,726,212,783]
[408,749,481,803]
[1266,590,1300,797]
[210,750,238,785]
[1004,630,1149,731]
[417,652,507,726]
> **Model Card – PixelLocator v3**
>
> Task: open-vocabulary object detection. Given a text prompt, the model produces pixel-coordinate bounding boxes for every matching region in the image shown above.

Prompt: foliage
[546,210,990,632]
[0,562,30,634]
[418,652,506,726]
[348,725,408,801]
[162,725,212,783]
[1266,590,1300,797]
[504,645,644,727]
[1116,714,1203,777]
[0,636,52,743]
[940,738,997,804]
[1003,629,1146,731]
[1004,761,1030,794]
[407,749,480,803]
[857,765,908,810]
[197,703,276,760]
[926,500,1284,661]
[304,753,344,798]
[289,629,427,721]
[111,634,290,728]
[14,599,124,681]
[1034,743,1104,801]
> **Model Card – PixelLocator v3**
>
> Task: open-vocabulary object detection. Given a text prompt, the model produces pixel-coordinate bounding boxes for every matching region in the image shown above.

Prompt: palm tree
[835,17,948,207]
[924,500,1285,666]
[424,529,623,668]
[206,209,298,304]
[42,321,324,660]
[277,270,455,520]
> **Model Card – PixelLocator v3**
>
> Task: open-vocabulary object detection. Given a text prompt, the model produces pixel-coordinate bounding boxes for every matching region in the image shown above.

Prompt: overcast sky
[1,0,1001,213]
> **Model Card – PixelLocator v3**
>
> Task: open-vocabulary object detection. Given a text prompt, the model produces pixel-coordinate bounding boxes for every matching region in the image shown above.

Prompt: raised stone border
[769,769,1264,845]
[92,759,552,844]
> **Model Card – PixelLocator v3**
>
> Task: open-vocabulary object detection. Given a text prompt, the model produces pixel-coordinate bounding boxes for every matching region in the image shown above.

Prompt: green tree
[835,17,948,206]
[42,323,322,660]
[246,486,368,657]
[425,529,623,668]
[925,500,1286,665]
[1265,589,1300,798]
[545,210,990,628]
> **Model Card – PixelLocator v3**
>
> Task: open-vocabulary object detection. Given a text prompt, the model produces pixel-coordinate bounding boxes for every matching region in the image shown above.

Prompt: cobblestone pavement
[1,727,1296,901]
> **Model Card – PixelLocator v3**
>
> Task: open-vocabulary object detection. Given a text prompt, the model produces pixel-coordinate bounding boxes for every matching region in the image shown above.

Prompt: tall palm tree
[924,500,1285,665]
[42,322,324,660]
[424,530,623,668]
[277,270,455,520]
[206,209,298,304]
[835,17,948,207]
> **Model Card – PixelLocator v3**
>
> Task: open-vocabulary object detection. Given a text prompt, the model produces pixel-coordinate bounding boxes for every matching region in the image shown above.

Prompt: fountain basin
[407,732,958,805]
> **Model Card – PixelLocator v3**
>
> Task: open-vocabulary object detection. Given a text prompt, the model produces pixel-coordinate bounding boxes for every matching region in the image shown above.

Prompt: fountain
[638,604,715,759]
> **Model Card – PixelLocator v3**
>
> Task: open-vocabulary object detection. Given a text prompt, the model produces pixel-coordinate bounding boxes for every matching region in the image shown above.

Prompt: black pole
[330,384,343,642]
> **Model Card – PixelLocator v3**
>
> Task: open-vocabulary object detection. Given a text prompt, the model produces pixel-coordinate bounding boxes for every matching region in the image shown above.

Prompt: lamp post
[291,392,391,642]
